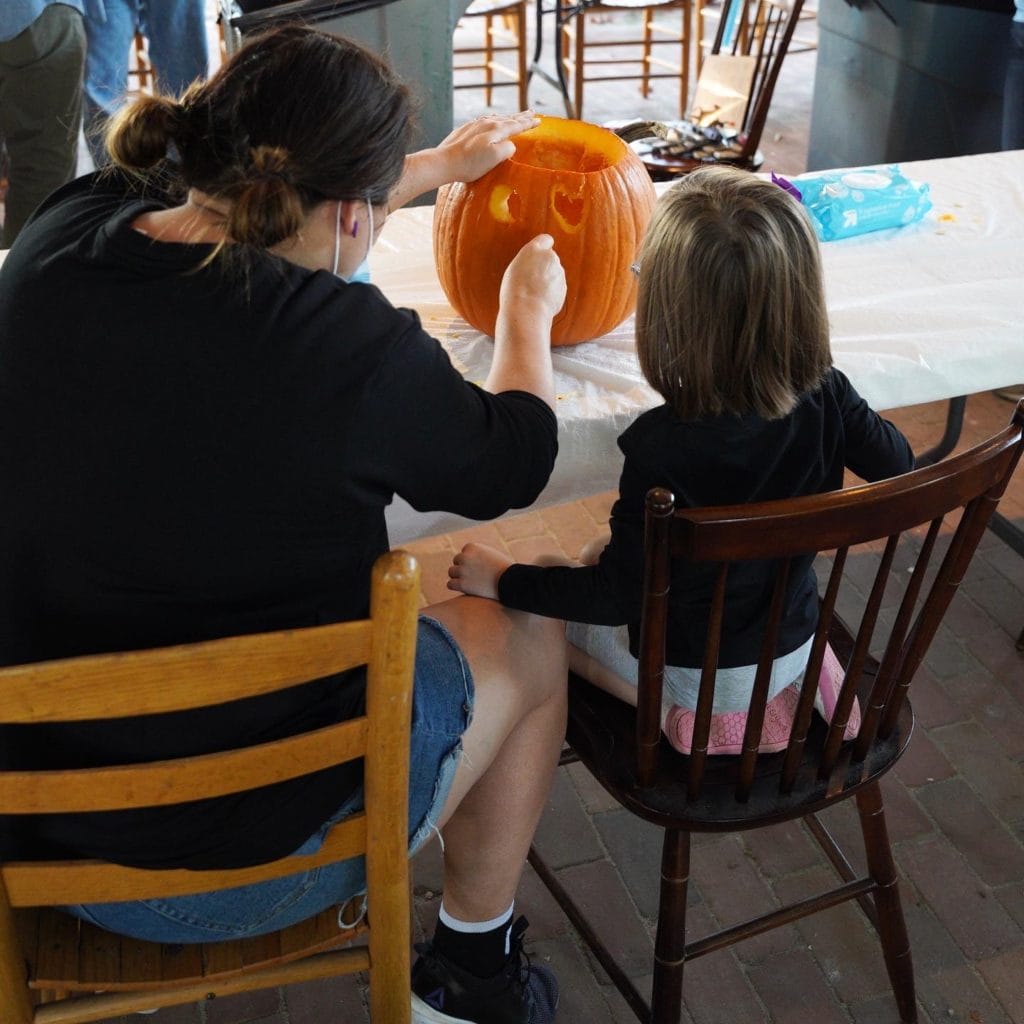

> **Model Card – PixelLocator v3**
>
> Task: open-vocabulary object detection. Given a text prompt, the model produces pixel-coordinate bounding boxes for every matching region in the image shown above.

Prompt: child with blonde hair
[450,165,915,754]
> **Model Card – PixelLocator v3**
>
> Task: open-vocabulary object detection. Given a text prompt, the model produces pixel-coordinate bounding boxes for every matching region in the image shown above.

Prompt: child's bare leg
[568,641,638,706]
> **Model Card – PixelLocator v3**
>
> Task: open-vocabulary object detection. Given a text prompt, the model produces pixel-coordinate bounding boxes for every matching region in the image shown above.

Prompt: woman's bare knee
[424,595,567,708]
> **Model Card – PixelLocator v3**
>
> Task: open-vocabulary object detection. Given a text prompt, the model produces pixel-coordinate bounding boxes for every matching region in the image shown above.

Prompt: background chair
[529,402,1024,1024]
[617,0,805,176]
[558,0,692,121]
[695,0,816,75]
[128,31,153,94]
[0,549,420,1024]
[453,0,529,111]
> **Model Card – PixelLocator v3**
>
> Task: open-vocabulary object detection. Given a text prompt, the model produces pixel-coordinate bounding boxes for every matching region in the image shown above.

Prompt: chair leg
[679,1,690,121]
[641,11,654,99]
[484,14,495,107]
[856,782,917,1023]
[515,7,528,111]
[650,828,691,1024]
[573,13,585,120]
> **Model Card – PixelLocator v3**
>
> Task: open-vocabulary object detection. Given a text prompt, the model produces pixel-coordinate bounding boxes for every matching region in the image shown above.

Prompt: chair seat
[465,0,524,13]
[565,634,914,834]
[19,900,367,993]
[590,0,683,8]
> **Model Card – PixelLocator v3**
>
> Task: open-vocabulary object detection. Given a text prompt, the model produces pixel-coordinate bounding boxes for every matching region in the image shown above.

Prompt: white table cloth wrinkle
[2,150,1021,543]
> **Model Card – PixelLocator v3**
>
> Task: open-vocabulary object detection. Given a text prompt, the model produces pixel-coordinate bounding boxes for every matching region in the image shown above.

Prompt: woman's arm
[387,111,539,212]
[486,234,565,410]
[389,112,565,410]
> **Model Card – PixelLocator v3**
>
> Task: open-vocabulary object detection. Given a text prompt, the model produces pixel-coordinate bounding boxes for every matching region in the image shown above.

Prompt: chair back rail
[558,0,693,121]
[635,400,1024,796]
[706,0,805,162]
[0,550,420,1024]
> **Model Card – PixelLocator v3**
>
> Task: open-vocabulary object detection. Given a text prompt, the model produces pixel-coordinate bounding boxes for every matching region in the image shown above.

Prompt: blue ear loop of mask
[332,197,374,283]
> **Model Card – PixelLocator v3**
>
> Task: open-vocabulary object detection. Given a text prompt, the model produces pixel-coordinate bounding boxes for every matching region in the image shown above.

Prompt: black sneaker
[410,916,559,1024]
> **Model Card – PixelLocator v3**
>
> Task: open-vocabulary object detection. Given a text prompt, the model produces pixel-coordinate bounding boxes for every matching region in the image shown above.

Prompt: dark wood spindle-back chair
[530,401,1024,1024]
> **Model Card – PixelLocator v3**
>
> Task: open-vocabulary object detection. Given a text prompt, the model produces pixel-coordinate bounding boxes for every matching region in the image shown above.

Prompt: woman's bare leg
[423,595,568,923]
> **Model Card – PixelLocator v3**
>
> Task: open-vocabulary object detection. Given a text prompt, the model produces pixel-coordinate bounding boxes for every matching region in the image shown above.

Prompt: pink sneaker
[663,644,860,756]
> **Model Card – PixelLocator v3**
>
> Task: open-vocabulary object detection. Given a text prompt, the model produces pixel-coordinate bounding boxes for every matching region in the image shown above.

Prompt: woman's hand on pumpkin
[391,112,540,209]
[447,542,513,601]
[437,111,540,184]
[500,233,567,324]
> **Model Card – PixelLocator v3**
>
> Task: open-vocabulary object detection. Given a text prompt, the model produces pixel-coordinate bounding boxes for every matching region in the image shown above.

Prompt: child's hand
[448,543,514,601]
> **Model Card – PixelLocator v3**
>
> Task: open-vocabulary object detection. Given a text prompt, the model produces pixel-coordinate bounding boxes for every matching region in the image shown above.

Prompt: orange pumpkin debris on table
[433,115,657,347]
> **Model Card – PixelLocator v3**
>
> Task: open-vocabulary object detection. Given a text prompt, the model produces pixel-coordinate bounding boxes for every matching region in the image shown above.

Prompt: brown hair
[105,24,415,250]
[635,165,831,422]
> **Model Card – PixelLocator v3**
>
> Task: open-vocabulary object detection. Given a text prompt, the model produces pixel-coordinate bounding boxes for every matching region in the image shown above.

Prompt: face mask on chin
[347,258,371,284]
[332,196,374,284]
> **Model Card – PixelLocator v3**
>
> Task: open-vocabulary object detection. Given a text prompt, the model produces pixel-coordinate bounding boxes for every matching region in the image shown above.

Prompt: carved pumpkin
[433,115,657,347]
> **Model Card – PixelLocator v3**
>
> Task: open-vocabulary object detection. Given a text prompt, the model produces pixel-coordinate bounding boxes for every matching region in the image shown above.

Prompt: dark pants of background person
[0,4,86,248]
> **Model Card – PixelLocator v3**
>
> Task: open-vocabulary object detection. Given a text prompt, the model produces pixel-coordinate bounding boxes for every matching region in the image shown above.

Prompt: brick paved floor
[58,8,1024,1024]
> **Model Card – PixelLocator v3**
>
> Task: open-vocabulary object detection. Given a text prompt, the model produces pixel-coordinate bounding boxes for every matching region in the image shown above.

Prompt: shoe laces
[502,916,536,995]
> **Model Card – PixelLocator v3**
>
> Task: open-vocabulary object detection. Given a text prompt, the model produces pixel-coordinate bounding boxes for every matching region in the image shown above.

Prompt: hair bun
[226,145,304,248]
[247,145,294,187]
[105,93,183,170]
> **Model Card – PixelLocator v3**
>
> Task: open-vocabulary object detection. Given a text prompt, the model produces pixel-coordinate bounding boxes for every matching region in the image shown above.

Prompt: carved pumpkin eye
[433,115,657,347]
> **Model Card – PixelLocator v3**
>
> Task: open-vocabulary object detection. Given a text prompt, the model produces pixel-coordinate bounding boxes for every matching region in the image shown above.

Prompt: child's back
[450,166,915,753]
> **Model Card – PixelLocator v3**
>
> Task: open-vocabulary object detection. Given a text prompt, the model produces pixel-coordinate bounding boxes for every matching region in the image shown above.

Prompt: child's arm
[448,531,611,601]
[448,543,514,601]
[833,370,915,478]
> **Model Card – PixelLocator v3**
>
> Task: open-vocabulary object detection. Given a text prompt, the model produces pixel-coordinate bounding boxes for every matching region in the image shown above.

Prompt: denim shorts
[64,615,473,943]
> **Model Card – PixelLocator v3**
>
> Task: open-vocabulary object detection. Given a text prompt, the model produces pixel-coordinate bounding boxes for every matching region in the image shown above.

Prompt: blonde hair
[635,166,831,422]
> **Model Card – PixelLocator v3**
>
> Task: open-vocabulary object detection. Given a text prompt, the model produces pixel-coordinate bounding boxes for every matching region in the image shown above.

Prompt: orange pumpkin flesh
[433,116,657,347]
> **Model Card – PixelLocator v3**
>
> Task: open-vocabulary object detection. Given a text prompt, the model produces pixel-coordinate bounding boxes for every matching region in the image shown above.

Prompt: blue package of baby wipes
[783,166,932,242]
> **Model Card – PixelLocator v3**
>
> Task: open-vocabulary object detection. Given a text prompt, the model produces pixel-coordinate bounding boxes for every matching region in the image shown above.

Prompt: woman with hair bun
[0,24,566,1024]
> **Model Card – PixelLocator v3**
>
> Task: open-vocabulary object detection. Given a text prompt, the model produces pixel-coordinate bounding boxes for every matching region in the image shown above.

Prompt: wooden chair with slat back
[557,0,692,121]
[0,549,420,1024]
[453,0,530,111]
[620,0,804,179]
[529,402,1024,1024]
[128,32,153,95]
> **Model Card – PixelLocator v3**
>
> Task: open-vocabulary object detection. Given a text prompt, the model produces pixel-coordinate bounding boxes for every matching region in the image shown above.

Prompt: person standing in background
[83,0,208,166]
[0,0,89,247]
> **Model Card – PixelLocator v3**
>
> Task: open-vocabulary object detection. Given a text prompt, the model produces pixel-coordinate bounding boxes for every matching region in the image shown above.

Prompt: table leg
[914,395,966,468]
[527,0,588,117]
[916,396,1024,652]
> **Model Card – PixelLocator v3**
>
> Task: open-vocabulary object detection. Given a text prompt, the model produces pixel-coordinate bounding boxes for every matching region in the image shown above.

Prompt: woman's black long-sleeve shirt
[0,172,557,867]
